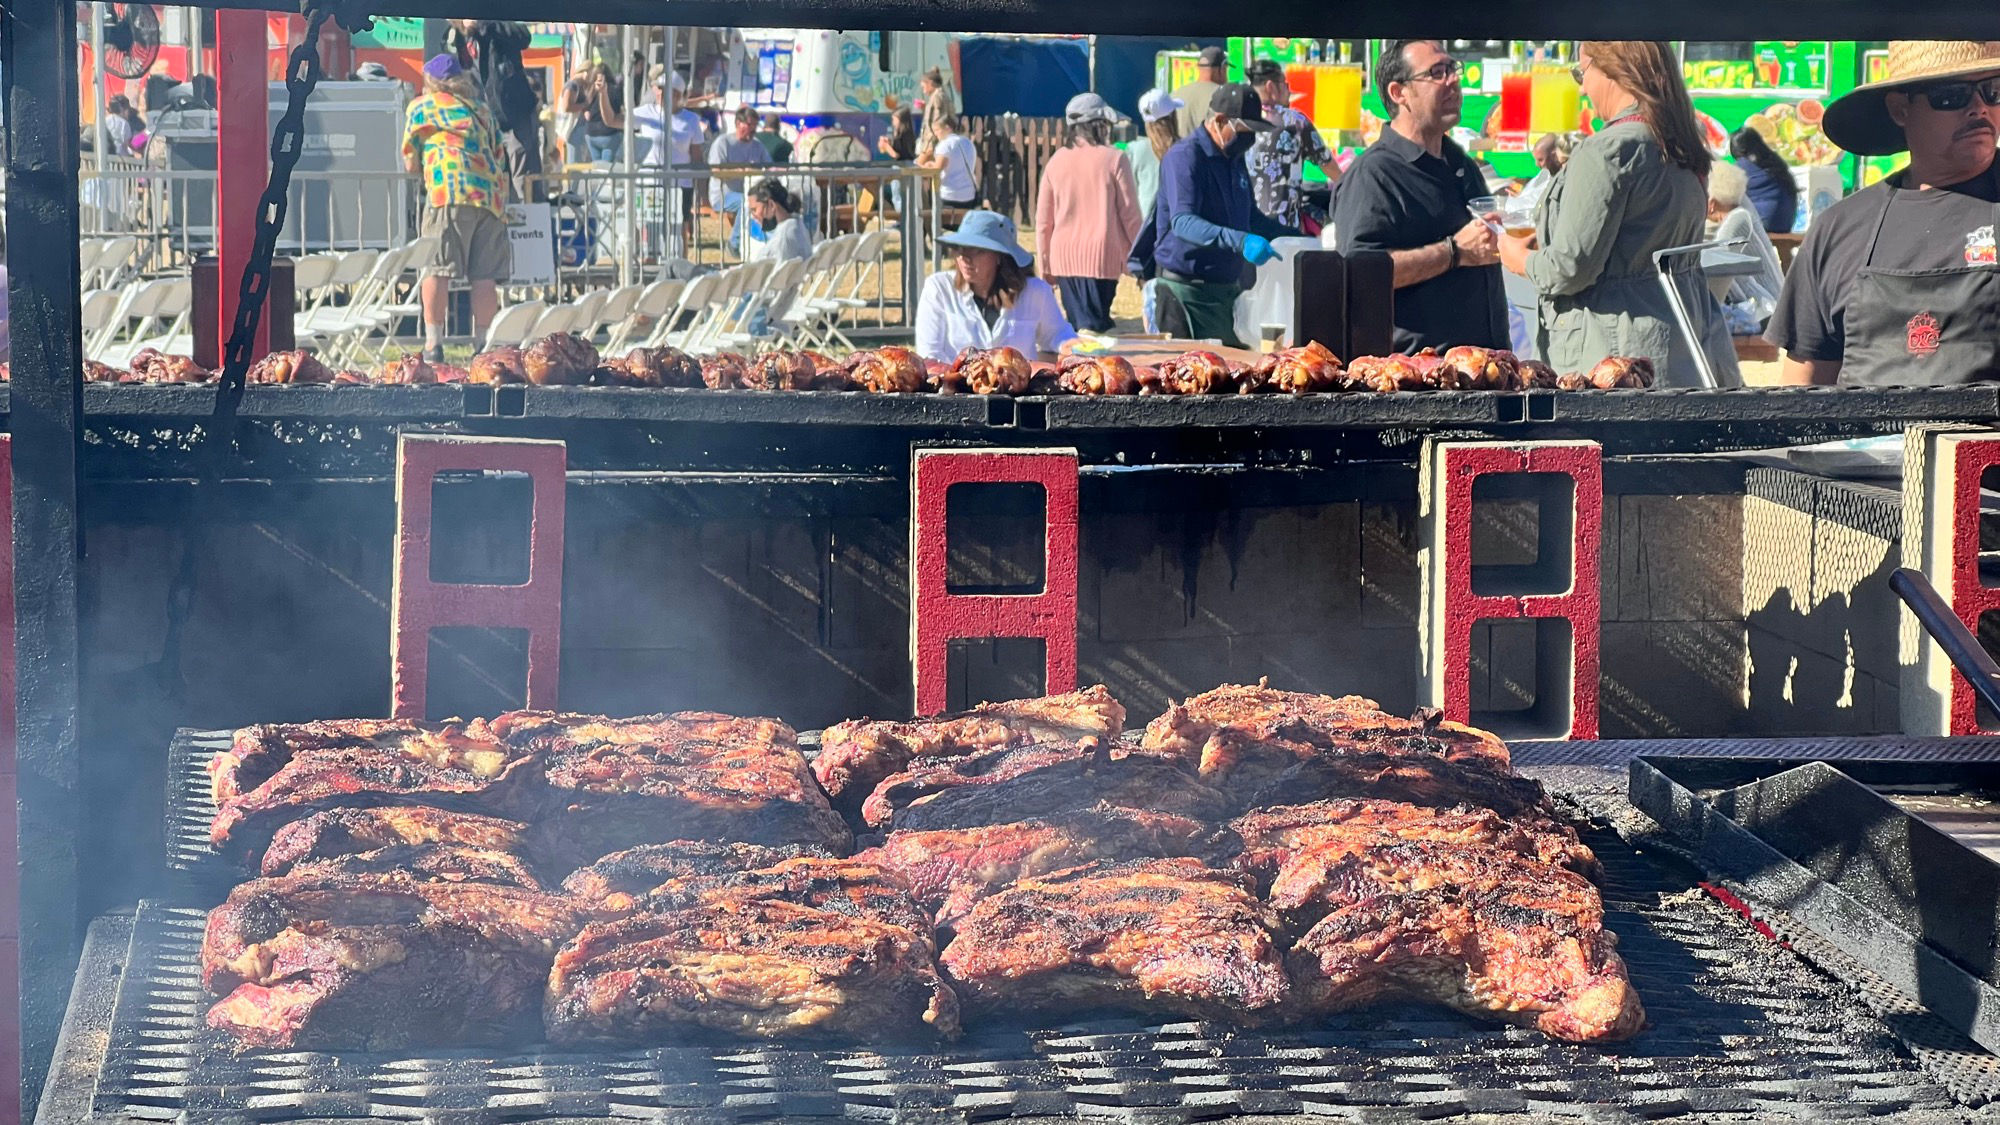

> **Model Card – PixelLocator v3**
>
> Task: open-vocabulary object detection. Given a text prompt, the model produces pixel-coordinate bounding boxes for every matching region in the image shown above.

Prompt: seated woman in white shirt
[1705,161,1784,335]
[914,210,1077,364]
[745,178,813,263]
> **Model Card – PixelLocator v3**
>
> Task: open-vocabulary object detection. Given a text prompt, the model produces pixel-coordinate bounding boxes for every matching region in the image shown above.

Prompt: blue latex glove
[745,216,768,242]
[1241,234,1281,266]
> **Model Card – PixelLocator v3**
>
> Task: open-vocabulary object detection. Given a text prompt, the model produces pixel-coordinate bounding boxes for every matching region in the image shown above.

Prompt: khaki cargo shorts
[422,204,511,282]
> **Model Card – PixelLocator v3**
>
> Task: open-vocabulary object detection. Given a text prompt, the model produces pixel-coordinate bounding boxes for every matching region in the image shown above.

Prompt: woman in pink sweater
[1035,93,1143,333]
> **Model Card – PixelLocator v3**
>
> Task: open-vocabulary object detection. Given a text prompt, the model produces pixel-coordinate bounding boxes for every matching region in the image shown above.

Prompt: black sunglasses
[1912,78,2000,112]
[1407,59,1463,84]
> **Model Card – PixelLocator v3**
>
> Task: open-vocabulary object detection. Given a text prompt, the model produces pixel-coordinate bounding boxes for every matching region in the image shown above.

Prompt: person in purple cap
[402,53,509,362]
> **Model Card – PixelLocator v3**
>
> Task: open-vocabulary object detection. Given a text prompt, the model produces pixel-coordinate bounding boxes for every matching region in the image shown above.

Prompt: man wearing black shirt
[1331,39,1505,353]
[1769,41,2000,387]
[449,20,542,201]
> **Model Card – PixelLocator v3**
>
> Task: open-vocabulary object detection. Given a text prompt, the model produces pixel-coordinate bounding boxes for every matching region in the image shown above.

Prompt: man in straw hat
[1768,41,2000,386]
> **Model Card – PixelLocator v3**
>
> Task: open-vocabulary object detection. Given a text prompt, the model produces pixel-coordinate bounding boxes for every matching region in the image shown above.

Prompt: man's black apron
[1840,189,2000,386]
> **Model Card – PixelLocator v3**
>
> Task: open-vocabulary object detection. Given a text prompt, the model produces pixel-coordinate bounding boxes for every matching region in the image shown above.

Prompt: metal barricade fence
[75,162,942,335]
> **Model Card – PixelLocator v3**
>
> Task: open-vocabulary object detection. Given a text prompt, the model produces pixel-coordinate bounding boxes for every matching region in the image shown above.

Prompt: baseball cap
[1208,84,1275,131]
[1064,91,1124,125]
[1197,45,1228,67]
[423,54,461,81]
[1138,88,1184,124]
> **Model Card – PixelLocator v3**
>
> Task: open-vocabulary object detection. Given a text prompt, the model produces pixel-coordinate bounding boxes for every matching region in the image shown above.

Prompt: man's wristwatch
[1445,238,1460,269]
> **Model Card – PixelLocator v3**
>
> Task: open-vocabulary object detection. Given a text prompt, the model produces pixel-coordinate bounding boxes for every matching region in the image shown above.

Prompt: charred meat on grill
[467,346,529,385]
[209,718,541,859]
[1226,798,1597,881]
[522,332,599,385]
[491,710,850,862]
[857,803,1209,929]
[283,842,546,890]
[203,872,588,1049]
[935,346,1032,395]
[884,750,1231,833]
[814,686,1126,817]
[623,854,934,939]
[618,346,703,388]
[1138,350,1232,395]
[1251,751,1558,823]
[939,857,1289,1023]
[845,346,927,393]
[376,353,438,385]
[1142,682,1511,790]
[546,897,959,1043]
[860,740,1109,828]
[1434,346,1521,391]
[1283,840,1644,1042]
[561,840,833,909]
[213,718,436,807]
[247,349,333,385]
[1239,340,1344,394]
[1056,354,1139,395]
[260,806,534,877]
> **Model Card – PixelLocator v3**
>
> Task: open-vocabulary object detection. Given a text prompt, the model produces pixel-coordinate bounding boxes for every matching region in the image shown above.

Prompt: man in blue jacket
[1151,83,1299,347]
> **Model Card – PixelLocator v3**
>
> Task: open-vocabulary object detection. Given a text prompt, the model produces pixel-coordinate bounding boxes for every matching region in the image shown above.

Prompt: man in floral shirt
[403,54,510,361]
[1242,59,1341,229]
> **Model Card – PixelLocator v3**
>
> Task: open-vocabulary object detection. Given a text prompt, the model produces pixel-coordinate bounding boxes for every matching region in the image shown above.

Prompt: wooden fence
[964,116,1067,229]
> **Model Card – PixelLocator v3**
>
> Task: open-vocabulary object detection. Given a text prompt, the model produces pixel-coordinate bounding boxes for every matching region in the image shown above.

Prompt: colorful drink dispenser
[1498,71,1532,133]
[1314,64,1363,131]
[1529,66,1581,136]
[1285,64,1317,118]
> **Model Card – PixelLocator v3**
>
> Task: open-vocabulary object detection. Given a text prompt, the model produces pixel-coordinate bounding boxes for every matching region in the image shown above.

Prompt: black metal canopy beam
[176,0,1999,40]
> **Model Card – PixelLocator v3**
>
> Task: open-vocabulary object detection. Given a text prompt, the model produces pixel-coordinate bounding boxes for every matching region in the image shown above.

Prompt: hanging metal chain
[213,0,376,418]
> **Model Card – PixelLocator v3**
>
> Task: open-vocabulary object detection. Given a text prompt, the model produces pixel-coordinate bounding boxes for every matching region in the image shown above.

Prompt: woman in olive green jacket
[1498,41,1737,385]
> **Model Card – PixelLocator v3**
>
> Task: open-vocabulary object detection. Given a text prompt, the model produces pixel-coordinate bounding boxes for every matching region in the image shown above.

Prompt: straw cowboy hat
[1823,41,2000,156]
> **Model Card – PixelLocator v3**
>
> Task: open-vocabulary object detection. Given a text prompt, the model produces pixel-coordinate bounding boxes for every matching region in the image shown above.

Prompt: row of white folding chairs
[79,236,143,290]
[84,276,193,366]
[293,239,438,365]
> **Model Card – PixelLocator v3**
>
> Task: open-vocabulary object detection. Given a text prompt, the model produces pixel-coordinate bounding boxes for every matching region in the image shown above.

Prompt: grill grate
[107,796,1974,1122]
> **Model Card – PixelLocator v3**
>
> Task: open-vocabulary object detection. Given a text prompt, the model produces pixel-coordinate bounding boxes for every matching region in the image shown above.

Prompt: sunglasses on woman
[1910,78,2000,112]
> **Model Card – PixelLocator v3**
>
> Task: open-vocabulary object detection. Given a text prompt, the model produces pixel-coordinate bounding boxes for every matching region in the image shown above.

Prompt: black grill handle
[1891,567,2000,719]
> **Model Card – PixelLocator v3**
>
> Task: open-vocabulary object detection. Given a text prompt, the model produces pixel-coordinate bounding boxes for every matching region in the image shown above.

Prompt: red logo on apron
[1908,312,1942,356]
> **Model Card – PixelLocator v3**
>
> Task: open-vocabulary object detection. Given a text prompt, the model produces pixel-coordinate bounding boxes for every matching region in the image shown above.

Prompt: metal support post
[2,0,85,1112]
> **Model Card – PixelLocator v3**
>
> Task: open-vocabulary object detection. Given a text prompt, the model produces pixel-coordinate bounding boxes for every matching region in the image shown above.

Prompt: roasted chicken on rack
[1560,355,1656,389]
[845,345,927,393]
[246,349,333,385]
[1055,354,1139,395]
[522,332,599,385]
[1433,345,1522,390]
[1138,349,1232,395]
[618,345,702,388]
[749,349,819,391]
[934,346,1032,395]
[1520,358,1561,388]
[375,353,437,385]
[1346,351,1438,393]
[1239,340,1345,394]
[127,348,211,384]
[698,350,752,390]
[467,345,528,385]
